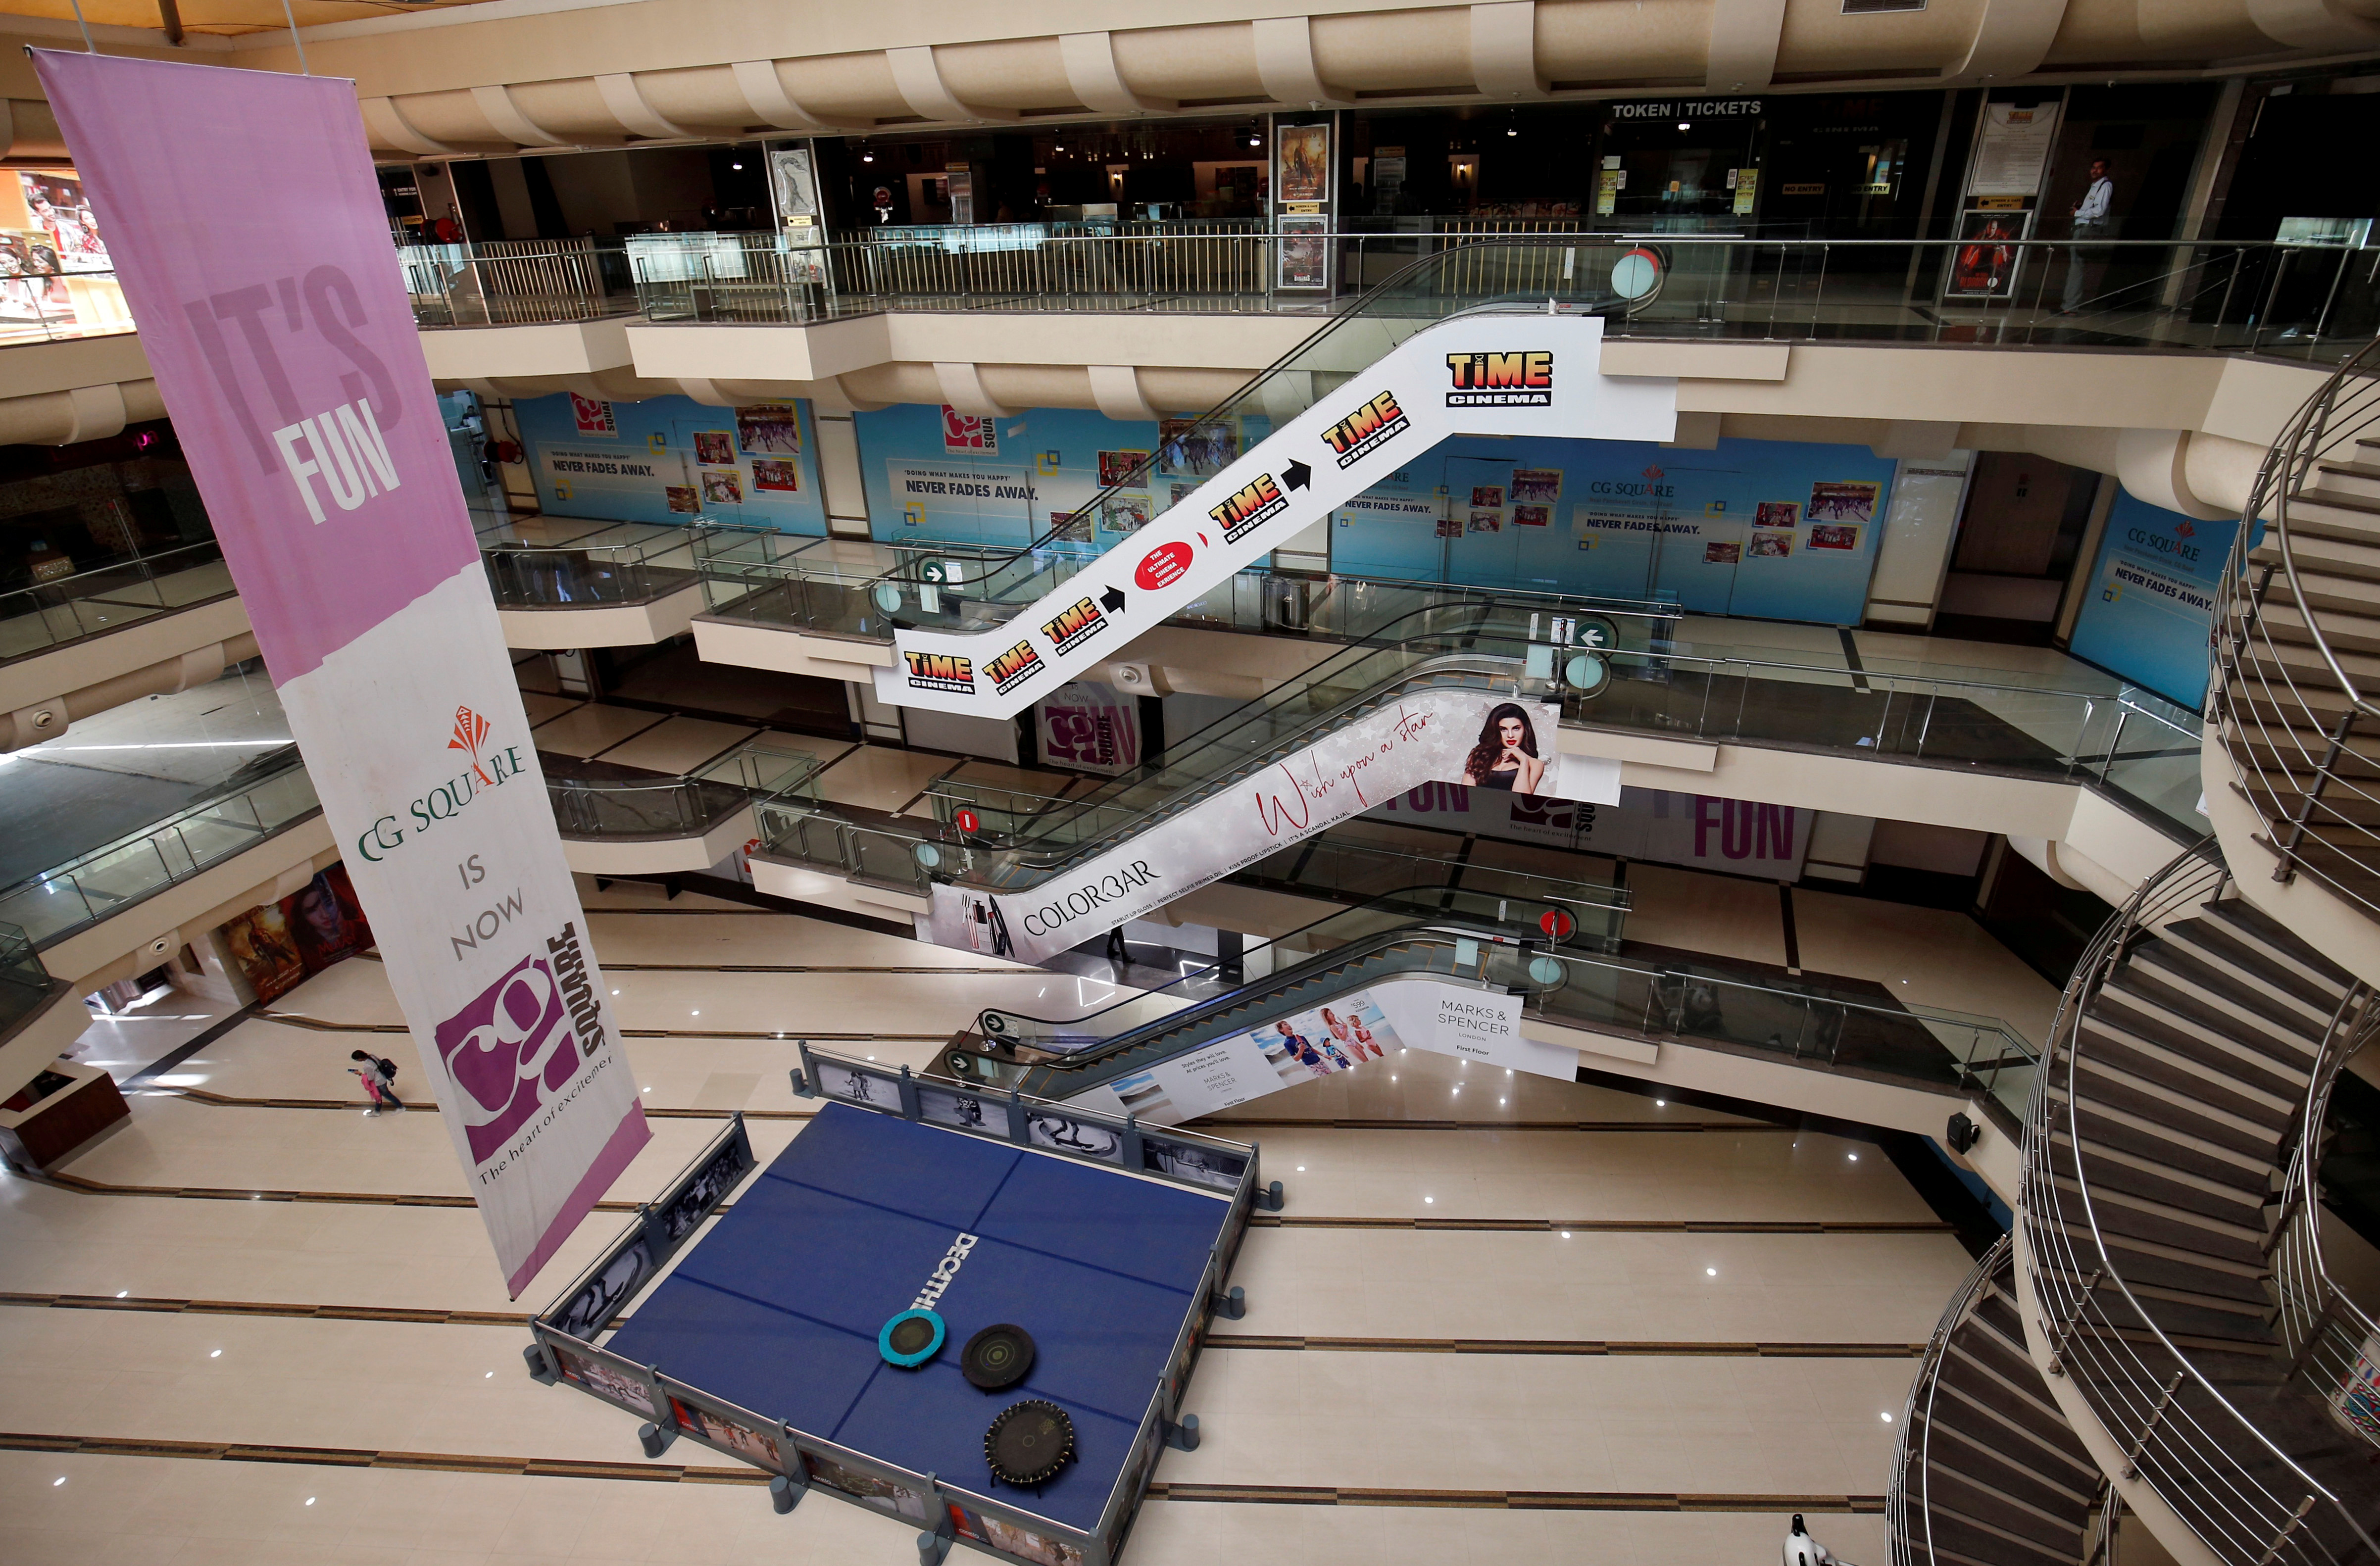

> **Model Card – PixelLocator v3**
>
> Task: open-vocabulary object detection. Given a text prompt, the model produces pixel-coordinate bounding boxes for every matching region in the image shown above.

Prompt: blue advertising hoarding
[514,392,830,535]
[2068,489,2245,708]
[1326,433,1898,625]
[852,402,1273,551]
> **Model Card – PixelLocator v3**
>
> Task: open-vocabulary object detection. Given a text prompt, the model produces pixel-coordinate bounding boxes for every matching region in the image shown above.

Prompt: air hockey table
[528,1047,1266,1566]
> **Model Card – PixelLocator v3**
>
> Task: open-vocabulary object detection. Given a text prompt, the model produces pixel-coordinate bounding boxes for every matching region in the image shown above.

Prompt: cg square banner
[879,313,1678,717]
[35,51,647,1298]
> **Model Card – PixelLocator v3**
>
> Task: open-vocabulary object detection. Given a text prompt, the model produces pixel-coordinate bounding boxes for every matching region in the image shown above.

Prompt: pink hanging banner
[35,50,648,1298]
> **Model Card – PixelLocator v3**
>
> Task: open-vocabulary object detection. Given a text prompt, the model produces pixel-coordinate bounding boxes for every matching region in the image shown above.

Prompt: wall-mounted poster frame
[1271,113,1336,295]
[765,139,831,296]
[1943,206,2035,301]
[1940,92,2065,305]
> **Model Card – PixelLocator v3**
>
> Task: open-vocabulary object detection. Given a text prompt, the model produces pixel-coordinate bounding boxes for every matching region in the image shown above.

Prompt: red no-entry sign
[954,807,982,835]
[1540,908,1574,940]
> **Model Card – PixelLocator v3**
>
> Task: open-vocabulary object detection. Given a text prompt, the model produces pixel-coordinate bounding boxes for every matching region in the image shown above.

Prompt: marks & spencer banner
[927,691,1620,964]
[880,314,1677,718]
[36,51,647,1297]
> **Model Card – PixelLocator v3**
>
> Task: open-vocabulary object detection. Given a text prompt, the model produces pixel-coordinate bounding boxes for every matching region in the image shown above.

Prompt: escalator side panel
[925,685,1598,963]
[877,313,1678,720]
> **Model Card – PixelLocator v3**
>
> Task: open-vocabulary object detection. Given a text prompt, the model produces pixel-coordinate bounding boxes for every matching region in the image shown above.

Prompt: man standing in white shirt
[2062,157,2115,313]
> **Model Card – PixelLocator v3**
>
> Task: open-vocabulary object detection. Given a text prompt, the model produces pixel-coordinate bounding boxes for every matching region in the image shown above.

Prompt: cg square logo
[355,705,529,863]
[433,923,604,1164]
[1445,350,1554,407]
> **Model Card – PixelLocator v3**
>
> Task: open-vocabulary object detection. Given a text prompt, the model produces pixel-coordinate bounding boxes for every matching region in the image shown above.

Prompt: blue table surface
[603,1102,1231,1530]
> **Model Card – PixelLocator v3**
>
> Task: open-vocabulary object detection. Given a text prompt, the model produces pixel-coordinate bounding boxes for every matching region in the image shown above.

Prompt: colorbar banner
[36,52,648,1297]
[927,691,1618,964]
[881,313,1677,717]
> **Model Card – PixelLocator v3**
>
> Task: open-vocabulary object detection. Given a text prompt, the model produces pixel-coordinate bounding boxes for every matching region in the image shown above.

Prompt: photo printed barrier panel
[35,50,647,1298]
[537,1114,753,1343]
[1092,978,1565,1128]
[881,312,1676,718]
[528,1054,1249,1564]
[798,1044,1263,1217]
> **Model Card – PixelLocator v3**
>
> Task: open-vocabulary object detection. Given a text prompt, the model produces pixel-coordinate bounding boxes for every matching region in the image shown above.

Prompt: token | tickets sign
[879,314,1677,718]
[35,50,648,1298]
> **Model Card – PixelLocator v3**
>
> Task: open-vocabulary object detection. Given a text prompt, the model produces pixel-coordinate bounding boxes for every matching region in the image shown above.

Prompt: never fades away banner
[36,52,646,1297]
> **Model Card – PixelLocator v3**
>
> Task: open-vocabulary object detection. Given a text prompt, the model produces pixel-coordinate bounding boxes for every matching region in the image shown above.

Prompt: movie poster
[218,864,375,1003]
[1277,122,1330,204]
[1946,209,2028,300]
[1277,215,1329,290]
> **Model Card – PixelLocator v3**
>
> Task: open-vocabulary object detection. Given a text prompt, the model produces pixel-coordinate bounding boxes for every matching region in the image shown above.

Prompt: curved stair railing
[2264,982,2380,1447]
[2017,841,2380,1566]
[1892,1233,2103,1566]
[2215,336,2380,915]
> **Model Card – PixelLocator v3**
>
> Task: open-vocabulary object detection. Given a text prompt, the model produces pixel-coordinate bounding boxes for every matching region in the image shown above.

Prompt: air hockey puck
[961,1323,1036,1390]
[984,1399,1074,1486]
[878,1307,945,1368]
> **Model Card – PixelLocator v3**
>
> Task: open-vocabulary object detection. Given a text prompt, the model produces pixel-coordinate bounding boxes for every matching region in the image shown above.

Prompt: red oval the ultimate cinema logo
[1135,540,1193,592]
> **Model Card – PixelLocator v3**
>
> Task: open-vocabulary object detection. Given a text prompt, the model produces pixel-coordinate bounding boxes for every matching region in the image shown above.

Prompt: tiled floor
[0,879,1959,1564]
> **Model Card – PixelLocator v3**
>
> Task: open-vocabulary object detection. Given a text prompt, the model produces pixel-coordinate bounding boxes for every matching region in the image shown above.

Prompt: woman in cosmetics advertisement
[1461,702,1548,794]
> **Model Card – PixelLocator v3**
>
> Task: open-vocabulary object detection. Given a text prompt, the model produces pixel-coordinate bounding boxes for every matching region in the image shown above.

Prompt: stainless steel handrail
[2020,839,2380,1565]
[2213,335,2380,911]
[2265,981,2380,1439]
[1889,1233,2012,1566]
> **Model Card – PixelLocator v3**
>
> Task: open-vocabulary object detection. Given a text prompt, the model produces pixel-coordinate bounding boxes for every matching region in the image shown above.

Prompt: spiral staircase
[1890,343,2380,1566]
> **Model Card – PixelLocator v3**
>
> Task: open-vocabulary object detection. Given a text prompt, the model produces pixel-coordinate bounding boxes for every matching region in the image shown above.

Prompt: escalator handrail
[853,244,1611,606]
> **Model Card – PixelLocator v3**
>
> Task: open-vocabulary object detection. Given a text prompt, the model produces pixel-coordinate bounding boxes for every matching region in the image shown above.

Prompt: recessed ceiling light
[1705,1268,1717,1277]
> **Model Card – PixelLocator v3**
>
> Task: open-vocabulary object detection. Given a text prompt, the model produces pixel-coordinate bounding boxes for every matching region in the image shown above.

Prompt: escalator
[758,592,1637,963]
[933,886,1572,1122]
[932,882,2044,1129]
[686,242,1678,719]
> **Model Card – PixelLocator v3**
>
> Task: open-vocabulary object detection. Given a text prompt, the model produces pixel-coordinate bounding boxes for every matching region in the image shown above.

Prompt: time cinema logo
[1041,595,1109,655]
[904,650,976,694]
[1208,472,1289,543]
[986,637,1044,695]
[1321,390,1410,469]
[1446,350,1554,407]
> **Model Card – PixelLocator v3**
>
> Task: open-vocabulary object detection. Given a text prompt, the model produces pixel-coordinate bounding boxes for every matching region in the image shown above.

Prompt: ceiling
[0,0,493,38]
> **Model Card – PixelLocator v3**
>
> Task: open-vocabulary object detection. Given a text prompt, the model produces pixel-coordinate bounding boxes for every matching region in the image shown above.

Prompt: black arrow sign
[1099,586,1126,614]
[1283,459,1312,491]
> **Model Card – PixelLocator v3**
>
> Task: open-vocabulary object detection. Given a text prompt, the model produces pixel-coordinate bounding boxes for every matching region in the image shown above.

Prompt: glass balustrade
[543,741,825,840]
[393,228,2380,367]
[0,922,55,1035]
[940,888,2034,1115]
[1,537,234,662]
[0,755,320,947]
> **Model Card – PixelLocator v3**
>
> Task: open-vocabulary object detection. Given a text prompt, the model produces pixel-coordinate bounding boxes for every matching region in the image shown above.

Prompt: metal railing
[2215,335,2380,917]
[1,537,232,662]
[2264,982,2380,1451]
[2019,841,2380,1566]
[0,751,320,948]
[400,236,633,327]
[1889,1235,2014,1566]
[545,739,823,841]
[481,517,806,609]
[391,227,2380,363]
[0,261,135,345]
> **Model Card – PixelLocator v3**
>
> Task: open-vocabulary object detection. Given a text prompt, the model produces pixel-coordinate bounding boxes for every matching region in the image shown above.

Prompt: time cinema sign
[876,313,1677,718]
